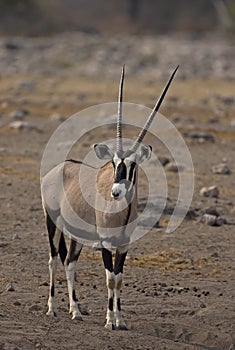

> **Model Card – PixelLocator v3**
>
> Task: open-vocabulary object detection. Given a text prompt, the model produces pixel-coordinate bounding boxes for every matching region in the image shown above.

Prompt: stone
[9,109,29,120]
[202,207,220,217]
[158,156,170,166]
[212,163,231,175]
[6,282,15,292]
[165,162,184,173]
[8,121,40,132]
[49,113,66,122]
[200,214,217,226]
[200,214,226,226]
[184,131,214,142]
[200,186,219,198]
[215,217,227,226]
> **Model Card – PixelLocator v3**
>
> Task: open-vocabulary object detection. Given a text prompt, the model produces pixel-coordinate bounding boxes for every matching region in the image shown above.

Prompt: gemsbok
[41,65,178,330]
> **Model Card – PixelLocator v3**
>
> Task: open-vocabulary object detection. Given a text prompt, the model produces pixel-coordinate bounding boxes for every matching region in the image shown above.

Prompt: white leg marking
[47,256,58,316]
[105,269,115,330]
[114,273,127,330]
[65,261,82,320]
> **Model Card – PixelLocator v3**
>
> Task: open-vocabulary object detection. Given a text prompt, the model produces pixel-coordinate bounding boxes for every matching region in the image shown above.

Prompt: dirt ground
[0,33,235,350]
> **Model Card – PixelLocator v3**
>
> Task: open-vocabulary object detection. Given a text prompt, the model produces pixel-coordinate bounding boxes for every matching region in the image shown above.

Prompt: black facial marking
[128,162,136,182]
[108,297,113,311]
[114,160,127,183]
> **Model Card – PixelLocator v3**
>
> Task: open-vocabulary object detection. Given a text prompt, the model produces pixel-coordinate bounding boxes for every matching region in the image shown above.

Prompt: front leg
[114,245,128,330]
[102,248,115,330]
[65,239,83,320]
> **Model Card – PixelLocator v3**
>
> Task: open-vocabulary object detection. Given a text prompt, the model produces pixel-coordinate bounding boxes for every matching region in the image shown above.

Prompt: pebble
[12,233,20,240]
[202,207,220,217]
[184,131,214,142]
[200,186,219,198]
[158,156,170,166]
[49,113,66,122]
[200,214,217,226]
[211,163,231,175]
[28,304,43,311]
[8,121,40,132]
[6,282,15,292]
[165,162,184,173]
[200,214,226,226]
[9,109,29,120]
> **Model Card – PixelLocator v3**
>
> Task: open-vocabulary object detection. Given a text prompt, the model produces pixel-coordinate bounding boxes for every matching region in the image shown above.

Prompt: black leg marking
[46,213,57,257]
[108,297,114,312]
[117,298,121,312]
[72,289,78,302]
[114,250,127,275]
[65,239,82,266]
[51,285,55,297]
[59,233,67,265]
[102,248,113,272]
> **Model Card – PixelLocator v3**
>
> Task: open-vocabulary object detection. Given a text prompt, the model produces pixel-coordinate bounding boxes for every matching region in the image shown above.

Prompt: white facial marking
[111,183,126,200]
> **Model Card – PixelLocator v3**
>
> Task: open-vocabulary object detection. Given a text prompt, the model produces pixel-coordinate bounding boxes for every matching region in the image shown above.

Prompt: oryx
[41,65,178,330]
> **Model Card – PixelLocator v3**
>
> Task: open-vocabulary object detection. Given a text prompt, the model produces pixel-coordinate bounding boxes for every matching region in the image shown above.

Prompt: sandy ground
[0,33,235,350]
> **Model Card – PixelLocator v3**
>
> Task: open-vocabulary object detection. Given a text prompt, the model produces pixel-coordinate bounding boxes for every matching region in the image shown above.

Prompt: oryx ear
[93,144,114,160]
[138,145,152,163]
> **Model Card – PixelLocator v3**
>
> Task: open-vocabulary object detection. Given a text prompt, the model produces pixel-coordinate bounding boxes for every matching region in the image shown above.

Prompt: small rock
[200,186,219,198]
[158,156,170,166]
[78,304,90,315]
[200,214,226,226]
[18,81,37,90]
[28,304,43,311]
[200,214,217,226]
[4,41,21,50]
[6,282,15,292]
[202,207,220,217]
[212,163,231,175]
[49,113,66,122]
[8,121,40,132]
[12,233,20,240]
[9,109,29,120]
[165,162,184,173]
[215,216,227,226]
[184,131,214,142]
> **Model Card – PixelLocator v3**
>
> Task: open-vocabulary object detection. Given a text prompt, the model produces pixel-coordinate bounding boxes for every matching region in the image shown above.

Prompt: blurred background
[0,0,234,36]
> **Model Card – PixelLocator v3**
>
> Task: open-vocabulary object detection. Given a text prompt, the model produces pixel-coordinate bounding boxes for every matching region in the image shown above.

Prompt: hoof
[116,324,128,331]
[72,314,83,321]
[104,322,115,330]
[46,310,57,317]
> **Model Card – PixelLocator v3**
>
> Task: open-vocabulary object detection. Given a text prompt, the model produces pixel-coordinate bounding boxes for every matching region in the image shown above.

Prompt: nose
[111,188,121,199]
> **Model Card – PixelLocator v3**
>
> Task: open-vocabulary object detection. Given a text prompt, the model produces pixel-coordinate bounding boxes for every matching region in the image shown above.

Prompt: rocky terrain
[0,32,235,350]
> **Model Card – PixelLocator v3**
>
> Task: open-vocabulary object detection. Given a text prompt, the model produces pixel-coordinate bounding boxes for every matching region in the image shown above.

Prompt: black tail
[59,233,67,265]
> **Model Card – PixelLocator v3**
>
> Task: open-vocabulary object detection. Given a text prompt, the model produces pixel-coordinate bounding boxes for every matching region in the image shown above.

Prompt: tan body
[42,160,138,248]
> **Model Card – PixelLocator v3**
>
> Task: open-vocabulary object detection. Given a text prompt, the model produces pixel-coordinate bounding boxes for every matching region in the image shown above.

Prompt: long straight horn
[116,64,125,154]
[130,65,179,153]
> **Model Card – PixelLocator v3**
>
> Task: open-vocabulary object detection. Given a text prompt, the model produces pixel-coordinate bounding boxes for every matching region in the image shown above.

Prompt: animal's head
[94,65,178,200]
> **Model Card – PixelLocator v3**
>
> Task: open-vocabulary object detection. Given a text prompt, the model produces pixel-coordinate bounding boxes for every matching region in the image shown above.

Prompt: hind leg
[46,213,61,316]
[65,239,83,320]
